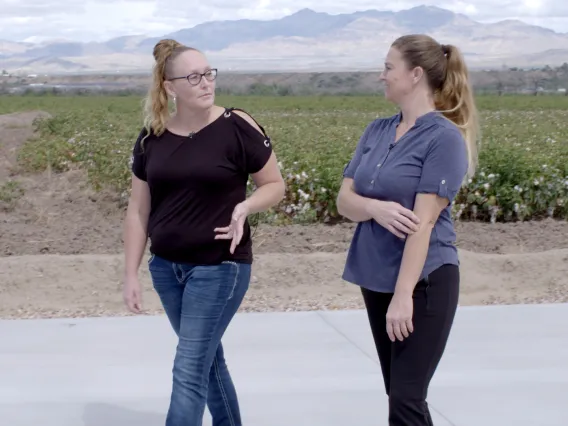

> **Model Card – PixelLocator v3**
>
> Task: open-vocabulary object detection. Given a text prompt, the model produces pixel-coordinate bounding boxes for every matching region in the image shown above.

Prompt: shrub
[7,94,568,223]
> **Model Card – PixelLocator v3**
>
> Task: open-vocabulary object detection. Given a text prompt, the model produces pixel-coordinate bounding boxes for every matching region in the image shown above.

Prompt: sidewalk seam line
[315,311,458,426]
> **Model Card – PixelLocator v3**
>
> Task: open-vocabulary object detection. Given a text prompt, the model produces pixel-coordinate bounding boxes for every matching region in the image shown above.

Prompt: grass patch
[0,180,25,210]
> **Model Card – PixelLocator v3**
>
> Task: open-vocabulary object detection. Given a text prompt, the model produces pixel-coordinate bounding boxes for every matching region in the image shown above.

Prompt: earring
[173,96,176,103]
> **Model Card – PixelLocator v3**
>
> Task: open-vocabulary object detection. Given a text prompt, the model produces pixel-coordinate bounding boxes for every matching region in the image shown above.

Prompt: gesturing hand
[214,201,250,253]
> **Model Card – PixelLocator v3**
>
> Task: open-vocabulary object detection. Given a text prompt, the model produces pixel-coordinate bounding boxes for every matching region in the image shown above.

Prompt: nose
[199,76,211,90]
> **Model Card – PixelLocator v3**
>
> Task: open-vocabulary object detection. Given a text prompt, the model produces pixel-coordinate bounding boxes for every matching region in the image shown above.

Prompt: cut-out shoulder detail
[232,109,261,131]
[226,107,267,137]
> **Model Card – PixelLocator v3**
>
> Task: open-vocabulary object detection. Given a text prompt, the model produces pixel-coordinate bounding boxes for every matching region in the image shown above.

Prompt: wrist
[364,199,381,216]
[394,286,413,298]
[241,199,253,216]
[124,268,138,279]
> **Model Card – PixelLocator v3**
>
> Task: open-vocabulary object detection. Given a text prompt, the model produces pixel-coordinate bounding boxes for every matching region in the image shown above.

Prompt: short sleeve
[131,127,148,181]
[416,127,468,202]
[232,110,273,174]
[343,120,378,179]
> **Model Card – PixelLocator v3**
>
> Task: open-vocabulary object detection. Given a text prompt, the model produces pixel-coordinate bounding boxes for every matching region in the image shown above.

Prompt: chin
[193,95,214,109]
[383,88,400,104]
[201,94,215,106]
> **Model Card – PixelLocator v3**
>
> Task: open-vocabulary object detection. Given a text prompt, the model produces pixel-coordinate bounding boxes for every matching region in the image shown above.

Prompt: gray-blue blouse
[342,111,469,293]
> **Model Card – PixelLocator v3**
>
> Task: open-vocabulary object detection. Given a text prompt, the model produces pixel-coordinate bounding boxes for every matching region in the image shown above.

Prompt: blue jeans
[148,254,250,426]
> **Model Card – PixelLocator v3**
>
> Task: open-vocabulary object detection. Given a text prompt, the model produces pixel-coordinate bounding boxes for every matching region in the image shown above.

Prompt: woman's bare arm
[123,175,151,278]
[336,177,375,222]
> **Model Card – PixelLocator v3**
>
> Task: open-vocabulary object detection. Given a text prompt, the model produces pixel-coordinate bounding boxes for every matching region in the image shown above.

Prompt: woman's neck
[398,91,436,126]
[169,105,217,133]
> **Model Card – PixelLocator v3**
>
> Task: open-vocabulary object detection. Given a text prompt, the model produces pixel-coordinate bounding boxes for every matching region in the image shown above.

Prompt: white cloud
[1,0,568,42]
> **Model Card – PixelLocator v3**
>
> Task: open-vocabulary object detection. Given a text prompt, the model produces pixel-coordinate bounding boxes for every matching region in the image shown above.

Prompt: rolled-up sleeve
[416,127,468,202]
[343,120,379,178]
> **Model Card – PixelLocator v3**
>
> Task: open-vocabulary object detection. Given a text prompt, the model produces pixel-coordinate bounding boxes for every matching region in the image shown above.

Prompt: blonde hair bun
[153,39,185,63]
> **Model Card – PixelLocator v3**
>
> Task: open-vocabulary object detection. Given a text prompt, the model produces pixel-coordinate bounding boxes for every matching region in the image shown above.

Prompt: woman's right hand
[366,199,421,239]
[123,275,143,314]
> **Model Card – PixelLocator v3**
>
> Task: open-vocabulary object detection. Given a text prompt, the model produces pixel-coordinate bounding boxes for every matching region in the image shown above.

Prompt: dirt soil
[1,111,567,319]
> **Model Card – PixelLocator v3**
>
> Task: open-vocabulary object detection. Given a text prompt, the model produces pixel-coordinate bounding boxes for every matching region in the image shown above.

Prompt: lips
[199,93,212,98]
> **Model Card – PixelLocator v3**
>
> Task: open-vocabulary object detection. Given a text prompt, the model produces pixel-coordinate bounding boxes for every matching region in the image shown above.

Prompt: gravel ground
[1,248,566,320]
[1,111,567,320]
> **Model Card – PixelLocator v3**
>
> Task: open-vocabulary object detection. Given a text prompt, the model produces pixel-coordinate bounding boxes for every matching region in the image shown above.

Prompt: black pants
[361,264,460,426]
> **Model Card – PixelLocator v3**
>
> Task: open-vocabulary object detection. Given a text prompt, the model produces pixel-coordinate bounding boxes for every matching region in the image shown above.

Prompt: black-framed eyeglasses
[168,68,218,86]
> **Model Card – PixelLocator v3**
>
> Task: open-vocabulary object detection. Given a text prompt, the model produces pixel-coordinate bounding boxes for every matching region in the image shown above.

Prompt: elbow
[417,218,436,235]
[277,179,286,203]
[336,179,355,219]
[138,207,151,225]
[408,217,436,241]
[336,190,371,223]
[258,179,285,207]
[336,191,353,220]
[267,179,285,206]
[125,199,137,221]
[126,199,149,225]
[336,193,346,217]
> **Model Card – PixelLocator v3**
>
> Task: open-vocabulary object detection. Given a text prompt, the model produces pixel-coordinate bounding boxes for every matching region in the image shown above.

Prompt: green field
[1,94,567,223]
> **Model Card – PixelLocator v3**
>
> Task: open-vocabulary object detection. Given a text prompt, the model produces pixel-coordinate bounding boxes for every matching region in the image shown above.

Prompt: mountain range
[1,6,568,74]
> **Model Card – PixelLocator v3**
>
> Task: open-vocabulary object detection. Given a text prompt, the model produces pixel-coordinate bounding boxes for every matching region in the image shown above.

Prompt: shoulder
[132,125,164,155]
[134,125,160,143]
[357,115,394,146]
[226,107,267,137]
[431,114,463,138]
[232,109,264,133]
[421,117,468,168]
[135,126,148,141]
[132,126,148,152]
[423,114,465,149]
[367,114,395,131]
[365,113,398,136]
[429,117,466,150]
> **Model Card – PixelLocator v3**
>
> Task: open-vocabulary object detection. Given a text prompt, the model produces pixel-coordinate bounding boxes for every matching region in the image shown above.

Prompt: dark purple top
[342,111,468,292]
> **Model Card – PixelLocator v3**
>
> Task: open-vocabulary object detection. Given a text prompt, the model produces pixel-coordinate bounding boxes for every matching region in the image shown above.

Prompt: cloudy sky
[2,0,567,43]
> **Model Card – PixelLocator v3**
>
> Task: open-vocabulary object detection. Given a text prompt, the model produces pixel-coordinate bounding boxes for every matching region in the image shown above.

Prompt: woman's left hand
[214,201,250,253]
[386,292,414,342]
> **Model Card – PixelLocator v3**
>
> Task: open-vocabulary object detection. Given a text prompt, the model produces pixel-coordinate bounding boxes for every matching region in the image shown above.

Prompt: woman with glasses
[122,38,285,426]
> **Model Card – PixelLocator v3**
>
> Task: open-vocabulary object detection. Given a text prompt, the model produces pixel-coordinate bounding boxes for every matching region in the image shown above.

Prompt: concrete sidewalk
[1,303,567,426]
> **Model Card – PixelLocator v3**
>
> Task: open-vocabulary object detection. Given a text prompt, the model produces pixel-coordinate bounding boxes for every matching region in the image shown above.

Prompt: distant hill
[3,6,568,74]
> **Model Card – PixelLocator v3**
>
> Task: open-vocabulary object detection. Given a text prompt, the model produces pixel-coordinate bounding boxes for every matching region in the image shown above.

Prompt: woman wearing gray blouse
[337,34,479,425]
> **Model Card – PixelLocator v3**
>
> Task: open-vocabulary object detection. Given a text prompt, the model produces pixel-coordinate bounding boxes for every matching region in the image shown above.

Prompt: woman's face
[166,50,216,110]
[380,47,418,104]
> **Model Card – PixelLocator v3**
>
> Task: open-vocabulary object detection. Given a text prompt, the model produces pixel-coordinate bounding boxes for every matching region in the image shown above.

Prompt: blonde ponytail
[435,44,480,177]
[392,35,480,178]
[141,39,195,145]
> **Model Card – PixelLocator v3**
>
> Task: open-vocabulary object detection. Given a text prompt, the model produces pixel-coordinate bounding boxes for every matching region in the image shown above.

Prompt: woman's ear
[164,81,176,99]
[412,66,424,86]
